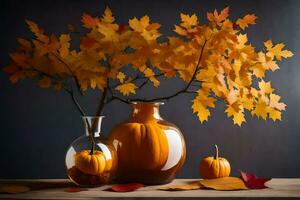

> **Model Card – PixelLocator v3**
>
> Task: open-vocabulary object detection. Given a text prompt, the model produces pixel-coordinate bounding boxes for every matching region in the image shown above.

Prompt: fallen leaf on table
[0,185,30,194]
[240,171,271,189]
[64,187,88,193]
[158,181,203,191]
[107,183,144,192]
[199,177,248,191]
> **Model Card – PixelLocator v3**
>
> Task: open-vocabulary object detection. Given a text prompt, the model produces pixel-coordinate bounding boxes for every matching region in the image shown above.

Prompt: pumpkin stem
[214,144,219,159]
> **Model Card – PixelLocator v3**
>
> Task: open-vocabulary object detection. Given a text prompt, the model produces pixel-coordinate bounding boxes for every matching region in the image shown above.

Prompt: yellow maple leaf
[259,80,274,94]
[180,13,198,29]
[225,104,246,126]
[236,34,248,49]
[257,52,279,72]
[143,67,160,87]
[117,72,126,83]
[59,34,71,58]
[102,7,115,24]
[192,100,211,123]
[269,93,286,111]
[251,100,268,120]
[236,14,257,30]
[233,110,246,126]
[207,7,229,26]
[264,40,293,61]
[192,90,216,123]
[116,82,137,96]
[268,107,282,121]
[129,16,149,32]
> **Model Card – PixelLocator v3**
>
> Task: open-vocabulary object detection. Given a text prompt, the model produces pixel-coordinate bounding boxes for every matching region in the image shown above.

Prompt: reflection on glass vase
[108,102,186,185]
[65,116,117,186]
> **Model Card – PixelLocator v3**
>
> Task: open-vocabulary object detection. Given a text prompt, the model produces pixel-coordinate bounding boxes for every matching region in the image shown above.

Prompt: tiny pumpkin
[74,150,106,175]
[199,145,231,179]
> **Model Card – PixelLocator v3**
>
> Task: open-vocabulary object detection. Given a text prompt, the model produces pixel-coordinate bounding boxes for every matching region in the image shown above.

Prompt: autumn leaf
[251,100,268,120]
[225,104,246,126]
[102,7,115,24]
[143,67,160,87]
[64,187,88,193]
[0,185,30,194]
[264,40,293,61]
[199,177,248,191]
[236,14,257,30]
[269,94,286,111]
[116,82,138,96]
[116,72,126,83]
[259,80,274,94]
[59,34,71,58]
[158,181,203,191]
[268,107,282,121]
[207,7,229,26]
[81,13,99,28]
[26,20,49,43]
[107,183,144,192]
[129,16,149,32]
[240,171,271,189]
[180,13,198,29]
[9,53,30,69]
[192,90,216,123]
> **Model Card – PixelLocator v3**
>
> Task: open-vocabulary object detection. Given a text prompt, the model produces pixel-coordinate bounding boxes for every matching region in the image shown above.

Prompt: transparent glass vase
[65,116,117,186]
[108,102,186,185]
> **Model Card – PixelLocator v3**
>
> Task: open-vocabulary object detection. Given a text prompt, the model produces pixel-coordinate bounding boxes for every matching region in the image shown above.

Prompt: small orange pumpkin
[74,150,106,175]
[199,145,231,179]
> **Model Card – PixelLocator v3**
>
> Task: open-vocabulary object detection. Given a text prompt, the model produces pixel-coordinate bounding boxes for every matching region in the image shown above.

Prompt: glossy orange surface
[108,102,186,185]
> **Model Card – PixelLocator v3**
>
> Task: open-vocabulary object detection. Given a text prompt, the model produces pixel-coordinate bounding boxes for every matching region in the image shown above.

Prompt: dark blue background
[0,0,299,179]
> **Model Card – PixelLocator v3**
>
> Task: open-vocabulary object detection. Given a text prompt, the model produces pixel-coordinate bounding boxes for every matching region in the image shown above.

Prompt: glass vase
[108,102,186,185]
[65,116,117,186]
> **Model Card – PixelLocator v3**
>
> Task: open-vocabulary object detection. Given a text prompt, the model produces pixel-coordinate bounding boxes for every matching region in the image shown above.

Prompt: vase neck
[82,116,104,137]
[131,102,163,122]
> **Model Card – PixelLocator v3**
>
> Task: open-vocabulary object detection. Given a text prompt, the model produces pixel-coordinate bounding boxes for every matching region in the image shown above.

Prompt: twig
[128,39,207,102]
[63,86,87,116]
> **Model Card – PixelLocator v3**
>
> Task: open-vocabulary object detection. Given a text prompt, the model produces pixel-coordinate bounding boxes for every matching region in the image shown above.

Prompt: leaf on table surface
[240,171,271,189]
[158,181,203,191]
[199,177,248,191]
[0,185,30,194]
[107,183,144,192]
[64,187,88,193]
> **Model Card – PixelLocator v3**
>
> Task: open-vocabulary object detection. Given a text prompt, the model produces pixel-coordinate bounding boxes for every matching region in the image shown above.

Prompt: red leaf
[240,171,271,189]
[64,187,88,193]
[108,183,144,192]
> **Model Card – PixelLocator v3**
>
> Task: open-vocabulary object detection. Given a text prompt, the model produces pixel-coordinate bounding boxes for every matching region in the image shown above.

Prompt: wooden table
[1,179,300,199]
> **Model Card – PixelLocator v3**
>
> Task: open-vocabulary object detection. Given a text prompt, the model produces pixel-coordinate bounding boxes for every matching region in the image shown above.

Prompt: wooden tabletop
[0,178,300,199]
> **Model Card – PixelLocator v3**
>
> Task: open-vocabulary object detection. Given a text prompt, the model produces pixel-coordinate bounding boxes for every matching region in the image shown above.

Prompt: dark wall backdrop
[0,0,299,179]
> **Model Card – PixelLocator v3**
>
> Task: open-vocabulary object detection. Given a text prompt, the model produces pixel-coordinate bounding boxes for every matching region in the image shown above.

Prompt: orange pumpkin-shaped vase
[108,102,186,185]
[65,116,117,186]
[199,145,231,179]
